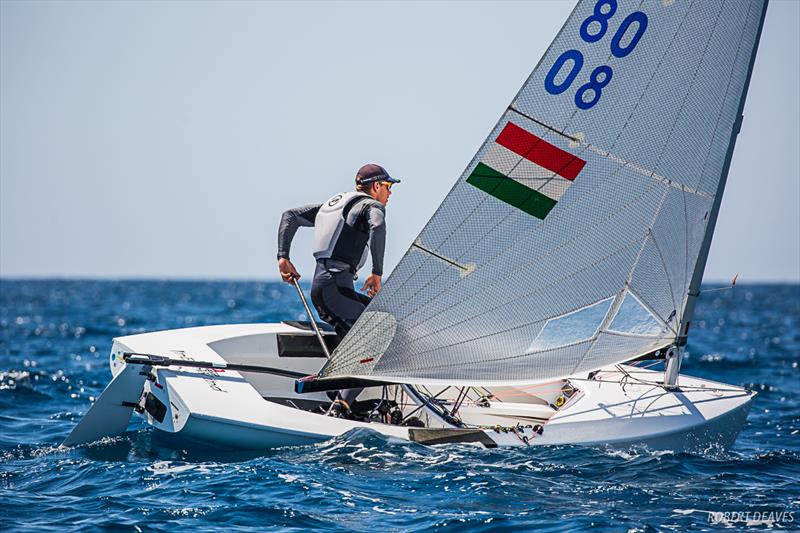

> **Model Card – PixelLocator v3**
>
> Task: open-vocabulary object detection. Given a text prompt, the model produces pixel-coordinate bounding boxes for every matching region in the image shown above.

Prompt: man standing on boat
[276,163,399,417]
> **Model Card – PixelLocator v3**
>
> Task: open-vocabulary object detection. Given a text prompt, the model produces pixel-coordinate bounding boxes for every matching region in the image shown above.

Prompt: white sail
[321,0,769,384]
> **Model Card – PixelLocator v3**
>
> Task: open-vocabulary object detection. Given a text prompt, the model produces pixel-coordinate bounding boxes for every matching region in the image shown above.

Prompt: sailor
[276,163,399,417]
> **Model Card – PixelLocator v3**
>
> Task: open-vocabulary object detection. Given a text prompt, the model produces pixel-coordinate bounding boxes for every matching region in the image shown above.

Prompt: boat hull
[107,323,754,452]
[167,391,753,452]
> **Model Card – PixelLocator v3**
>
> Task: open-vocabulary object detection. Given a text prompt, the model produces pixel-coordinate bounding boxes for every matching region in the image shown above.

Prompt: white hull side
[538,389,753,452]
[154,382,753,452]
[180,414,332,449]
[627,398,751,452]
[533,368,755,452]
[166,394,752,452]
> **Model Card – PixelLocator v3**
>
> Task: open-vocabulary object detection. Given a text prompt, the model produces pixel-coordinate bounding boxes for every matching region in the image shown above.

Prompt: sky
[1,0,798,283]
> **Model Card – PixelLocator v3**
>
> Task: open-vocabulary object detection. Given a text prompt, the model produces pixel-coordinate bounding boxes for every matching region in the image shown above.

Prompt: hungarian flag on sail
[466,122,586,219]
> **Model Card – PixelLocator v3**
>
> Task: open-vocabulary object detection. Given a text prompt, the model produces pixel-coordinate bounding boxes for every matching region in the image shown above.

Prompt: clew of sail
[320,0,769,384]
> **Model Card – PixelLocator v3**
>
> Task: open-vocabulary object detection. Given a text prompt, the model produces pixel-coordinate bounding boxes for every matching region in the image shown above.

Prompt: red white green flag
[466,122,586,219]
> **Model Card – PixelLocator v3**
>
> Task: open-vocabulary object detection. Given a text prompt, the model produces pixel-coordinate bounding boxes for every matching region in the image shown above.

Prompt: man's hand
[361,273,382,297]
[278,258,300,284]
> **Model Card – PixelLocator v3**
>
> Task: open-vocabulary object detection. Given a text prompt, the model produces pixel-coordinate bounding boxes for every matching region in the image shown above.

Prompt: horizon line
[1,275,798,285]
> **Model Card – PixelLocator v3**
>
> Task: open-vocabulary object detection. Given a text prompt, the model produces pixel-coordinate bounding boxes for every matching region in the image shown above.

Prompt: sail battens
[319,0,768,384]
[580,143,715,199]
[506,109,715,199]
[507,106,580,142]
[601,329,671,341]
[411,242,475,276]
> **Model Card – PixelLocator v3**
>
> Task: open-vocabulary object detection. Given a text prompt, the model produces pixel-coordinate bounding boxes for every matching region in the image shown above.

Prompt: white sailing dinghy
[65,0,768,451]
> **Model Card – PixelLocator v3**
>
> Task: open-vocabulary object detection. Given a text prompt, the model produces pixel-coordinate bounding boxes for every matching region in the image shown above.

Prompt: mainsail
[321,0,769,384]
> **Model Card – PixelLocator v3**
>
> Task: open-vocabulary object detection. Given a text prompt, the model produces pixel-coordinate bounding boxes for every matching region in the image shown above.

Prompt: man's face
[372,182,392,206]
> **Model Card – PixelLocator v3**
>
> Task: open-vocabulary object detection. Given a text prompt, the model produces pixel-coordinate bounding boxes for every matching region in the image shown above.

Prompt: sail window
[528,298,613,353]
[607,292,665,336]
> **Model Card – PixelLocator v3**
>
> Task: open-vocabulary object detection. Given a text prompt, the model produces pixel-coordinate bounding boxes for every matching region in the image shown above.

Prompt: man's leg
[310,267,371,337]
[310,270,370,337]
[309,266,371,415]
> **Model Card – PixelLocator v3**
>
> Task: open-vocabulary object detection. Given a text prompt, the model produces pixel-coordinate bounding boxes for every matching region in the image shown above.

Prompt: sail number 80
[544,0,648,110]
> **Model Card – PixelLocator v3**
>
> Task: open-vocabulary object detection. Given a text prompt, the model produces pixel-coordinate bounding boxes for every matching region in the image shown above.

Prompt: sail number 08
[545,0,648,110]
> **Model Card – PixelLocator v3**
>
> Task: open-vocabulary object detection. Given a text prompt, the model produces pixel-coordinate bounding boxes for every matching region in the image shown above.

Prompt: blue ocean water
[0,280,798,532]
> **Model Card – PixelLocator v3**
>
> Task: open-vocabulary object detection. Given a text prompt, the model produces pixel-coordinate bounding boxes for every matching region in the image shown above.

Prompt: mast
[665,0,770,388]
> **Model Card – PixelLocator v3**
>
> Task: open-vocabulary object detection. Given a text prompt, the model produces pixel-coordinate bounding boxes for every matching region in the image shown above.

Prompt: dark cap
[355,163,401,186]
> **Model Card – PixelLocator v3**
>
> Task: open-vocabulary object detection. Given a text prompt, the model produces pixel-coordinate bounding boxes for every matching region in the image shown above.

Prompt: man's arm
[360,204,386,297]
[277,204,320,283]
[366,205,386,276]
